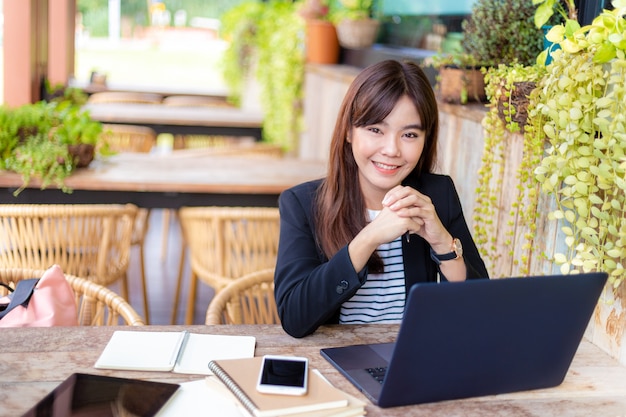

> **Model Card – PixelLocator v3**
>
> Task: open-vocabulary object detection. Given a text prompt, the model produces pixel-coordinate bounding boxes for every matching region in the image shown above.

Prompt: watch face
[453,238,463,257]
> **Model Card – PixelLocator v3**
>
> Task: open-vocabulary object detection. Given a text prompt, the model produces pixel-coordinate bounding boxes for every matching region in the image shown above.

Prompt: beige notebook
[95,330,256,375]
[208,357,350,417]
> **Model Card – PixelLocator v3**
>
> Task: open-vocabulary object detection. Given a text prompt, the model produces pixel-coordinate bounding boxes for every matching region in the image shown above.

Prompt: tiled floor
[114,208,216,325]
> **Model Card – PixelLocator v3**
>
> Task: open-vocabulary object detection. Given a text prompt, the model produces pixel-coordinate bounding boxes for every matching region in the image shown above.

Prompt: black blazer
[274,174,489,338]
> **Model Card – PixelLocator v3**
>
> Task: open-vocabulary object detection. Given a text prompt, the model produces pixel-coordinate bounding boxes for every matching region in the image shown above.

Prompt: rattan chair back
[179,206,280,290]
[87,91,163,104]
[100,124,157,153]
[205,268,279,325]
[0,267,144,326]
[174,206,280,324]
[0,204,138,289]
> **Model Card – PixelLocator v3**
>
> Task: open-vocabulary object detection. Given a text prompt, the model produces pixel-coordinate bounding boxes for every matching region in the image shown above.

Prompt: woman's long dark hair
[314,60,439,271]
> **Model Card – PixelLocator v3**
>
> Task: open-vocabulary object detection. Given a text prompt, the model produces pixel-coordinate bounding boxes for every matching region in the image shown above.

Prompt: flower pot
[496,81,536,132]
[305,20,340,64]
[336,18,380,49]
[438,66,486,105]
[68,143,95,168]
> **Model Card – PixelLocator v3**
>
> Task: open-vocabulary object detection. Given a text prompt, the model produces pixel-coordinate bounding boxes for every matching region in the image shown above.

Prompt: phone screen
[257,356,308,395]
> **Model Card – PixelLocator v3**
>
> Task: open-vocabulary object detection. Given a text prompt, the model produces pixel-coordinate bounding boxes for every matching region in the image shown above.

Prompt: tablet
[21,373,180,417]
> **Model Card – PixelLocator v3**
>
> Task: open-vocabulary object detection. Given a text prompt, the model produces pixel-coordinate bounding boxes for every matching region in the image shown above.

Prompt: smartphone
[256,355,309,396]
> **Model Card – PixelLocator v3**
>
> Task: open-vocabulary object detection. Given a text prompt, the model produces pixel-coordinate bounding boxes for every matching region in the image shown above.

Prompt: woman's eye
[367,127,381,134]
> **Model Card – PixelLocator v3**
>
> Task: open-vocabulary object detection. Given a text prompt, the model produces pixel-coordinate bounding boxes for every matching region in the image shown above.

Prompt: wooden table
[83,102,264,140]
[0,151,326,208]
[2,324,626,417]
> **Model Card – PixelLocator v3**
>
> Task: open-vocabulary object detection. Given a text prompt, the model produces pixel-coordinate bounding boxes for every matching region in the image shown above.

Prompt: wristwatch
[429,238,463,265]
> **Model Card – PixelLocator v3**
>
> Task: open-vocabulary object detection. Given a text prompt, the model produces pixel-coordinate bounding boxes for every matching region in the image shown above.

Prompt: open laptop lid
[322,272,608,408]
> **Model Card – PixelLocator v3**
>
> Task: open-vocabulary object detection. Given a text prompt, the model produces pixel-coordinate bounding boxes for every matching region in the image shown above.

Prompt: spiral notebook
[208,357,350,417]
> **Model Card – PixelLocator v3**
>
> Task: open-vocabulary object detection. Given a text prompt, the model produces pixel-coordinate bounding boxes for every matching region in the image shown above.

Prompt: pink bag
[0,265,78,327]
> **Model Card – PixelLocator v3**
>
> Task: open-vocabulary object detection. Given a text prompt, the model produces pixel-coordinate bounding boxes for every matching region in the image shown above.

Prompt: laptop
[320,272,608,408]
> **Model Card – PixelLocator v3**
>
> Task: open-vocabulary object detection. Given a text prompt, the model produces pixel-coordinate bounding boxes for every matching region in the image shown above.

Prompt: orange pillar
[2,0,49,106]
[48,0,76,88]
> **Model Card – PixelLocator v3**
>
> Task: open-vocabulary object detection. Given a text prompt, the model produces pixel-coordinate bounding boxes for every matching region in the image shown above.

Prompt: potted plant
[0,98,103,195]
[427,0,544,105]
[298,0,340,64]
[472,63,547,270]
[462,0,545,68]
[331,0,380,49]
[428,53,489,104]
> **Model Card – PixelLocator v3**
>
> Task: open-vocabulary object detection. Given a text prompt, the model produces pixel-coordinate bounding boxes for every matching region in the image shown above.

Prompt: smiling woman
[273,60,489,338]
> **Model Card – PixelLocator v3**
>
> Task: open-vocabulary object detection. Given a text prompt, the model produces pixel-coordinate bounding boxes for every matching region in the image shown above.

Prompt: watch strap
[429,247,457,265]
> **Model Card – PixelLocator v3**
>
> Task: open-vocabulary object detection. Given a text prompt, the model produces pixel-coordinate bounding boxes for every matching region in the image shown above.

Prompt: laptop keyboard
[366,367,387,384]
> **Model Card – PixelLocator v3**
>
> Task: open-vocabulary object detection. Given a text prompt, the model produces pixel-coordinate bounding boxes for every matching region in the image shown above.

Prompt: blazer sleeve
[435,175,488,280]
[274,184,367,338]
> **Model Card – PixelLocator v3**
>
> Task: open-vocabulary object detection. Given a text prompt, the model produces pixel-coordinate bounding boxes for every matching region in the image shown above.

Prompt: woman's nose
[380,135,400,156]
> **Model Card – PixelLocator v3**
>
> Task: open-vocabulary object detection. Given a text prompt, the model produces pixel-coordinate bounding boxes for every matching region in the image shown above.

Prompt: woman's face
[349,95,425,209]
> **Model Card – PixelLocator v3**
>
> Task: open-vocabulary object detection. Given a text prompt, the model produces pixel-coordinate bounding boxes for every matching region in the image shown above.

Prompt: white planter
[336,18,380,49]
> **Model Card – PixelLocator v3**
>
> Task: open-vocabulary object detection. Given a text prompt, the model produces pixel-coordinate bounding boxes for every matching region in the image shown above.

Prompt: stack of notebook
[207,357,366,417]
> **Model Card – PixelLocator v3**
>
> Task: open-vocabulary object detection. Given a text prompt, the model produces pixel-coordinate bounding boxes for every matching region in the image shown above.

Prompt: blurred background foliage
[78,0,249,37]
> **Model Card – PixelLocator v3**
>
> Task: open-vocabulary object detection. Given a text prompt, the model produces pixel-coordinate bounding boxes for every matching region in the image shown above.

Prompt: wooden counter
[0,151,327,208]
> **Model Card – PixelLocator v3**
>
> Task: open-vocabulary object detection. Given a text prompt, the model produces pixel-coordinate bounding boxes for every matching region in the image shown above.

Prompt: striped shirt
[339,210,406,324]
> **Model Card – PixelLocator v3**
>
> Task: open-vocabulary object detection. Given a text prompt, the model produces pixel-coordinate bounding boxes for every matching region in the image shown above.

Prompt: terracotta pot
[336,18,380,49]
[438,66,486,105]
[305,20,339,64]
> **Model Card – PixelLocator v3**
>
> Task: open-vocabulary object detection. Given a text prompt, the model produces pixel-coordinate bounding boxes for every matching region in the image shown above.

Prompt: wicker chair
[0,267,144,326]
[100,124,157,153]
[98,124,157,323]
[87,91,163,104]
[0,204,139,316]
[162,95,234,108]
[205,268,279,325]
[174,206,280,325]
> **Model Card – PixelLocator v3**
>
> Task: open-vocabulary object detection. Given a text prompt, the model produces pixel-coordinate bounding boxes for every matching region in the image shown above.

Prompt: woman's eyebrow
[404,123,424,131]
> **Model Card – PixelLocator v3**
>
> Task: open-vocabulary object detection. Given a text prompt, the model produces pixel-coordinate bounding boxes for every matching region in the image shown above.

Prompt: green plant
[220,0,305,152]
[330,0,374,22]
[220,1,264,108]
[531,0,626,289]
[533,0,578,28]
[462,0,545,66]
[427,53,488,104]
[298,0,331,20]
[473,63,546,273]
[0,99,103,195]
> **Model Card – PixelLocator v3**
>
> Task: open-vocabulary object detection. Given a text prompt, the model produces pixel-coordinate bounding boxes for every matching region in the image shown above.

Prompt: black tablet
[21,373,180,417]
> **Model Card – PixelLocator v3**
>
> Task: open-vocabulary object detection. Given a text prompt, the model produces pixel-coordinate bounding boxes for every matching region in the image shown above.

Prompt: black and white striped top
[339,210,406,324]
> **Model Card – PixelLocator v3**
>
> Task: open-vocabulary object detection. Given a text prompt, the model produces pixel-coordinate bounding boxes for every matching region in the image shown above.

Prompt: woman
[275,60,488,338]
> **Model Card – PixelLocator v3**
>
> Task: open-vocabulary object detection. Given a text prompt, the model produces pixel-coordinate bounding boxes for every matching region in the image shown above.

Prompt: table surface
[2,324,626,417]
[0,151,327,208]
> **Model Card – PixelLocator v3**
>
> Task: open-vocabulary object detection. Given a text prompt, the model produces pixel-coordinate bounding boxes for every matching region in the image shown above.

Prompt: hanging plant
[531,1,626,290]
[220,0,305,153]
[473,64,546,273]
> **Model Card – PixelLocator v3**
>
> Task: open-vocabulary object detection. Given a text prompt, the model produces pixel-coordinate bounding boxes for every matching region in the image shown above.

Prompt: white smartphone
[256,355,309,396]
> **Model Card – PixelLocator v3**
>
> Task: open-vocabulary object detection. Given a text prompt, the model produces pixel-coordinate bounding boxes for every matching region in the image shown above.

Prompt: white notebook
[94,330,256,375]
